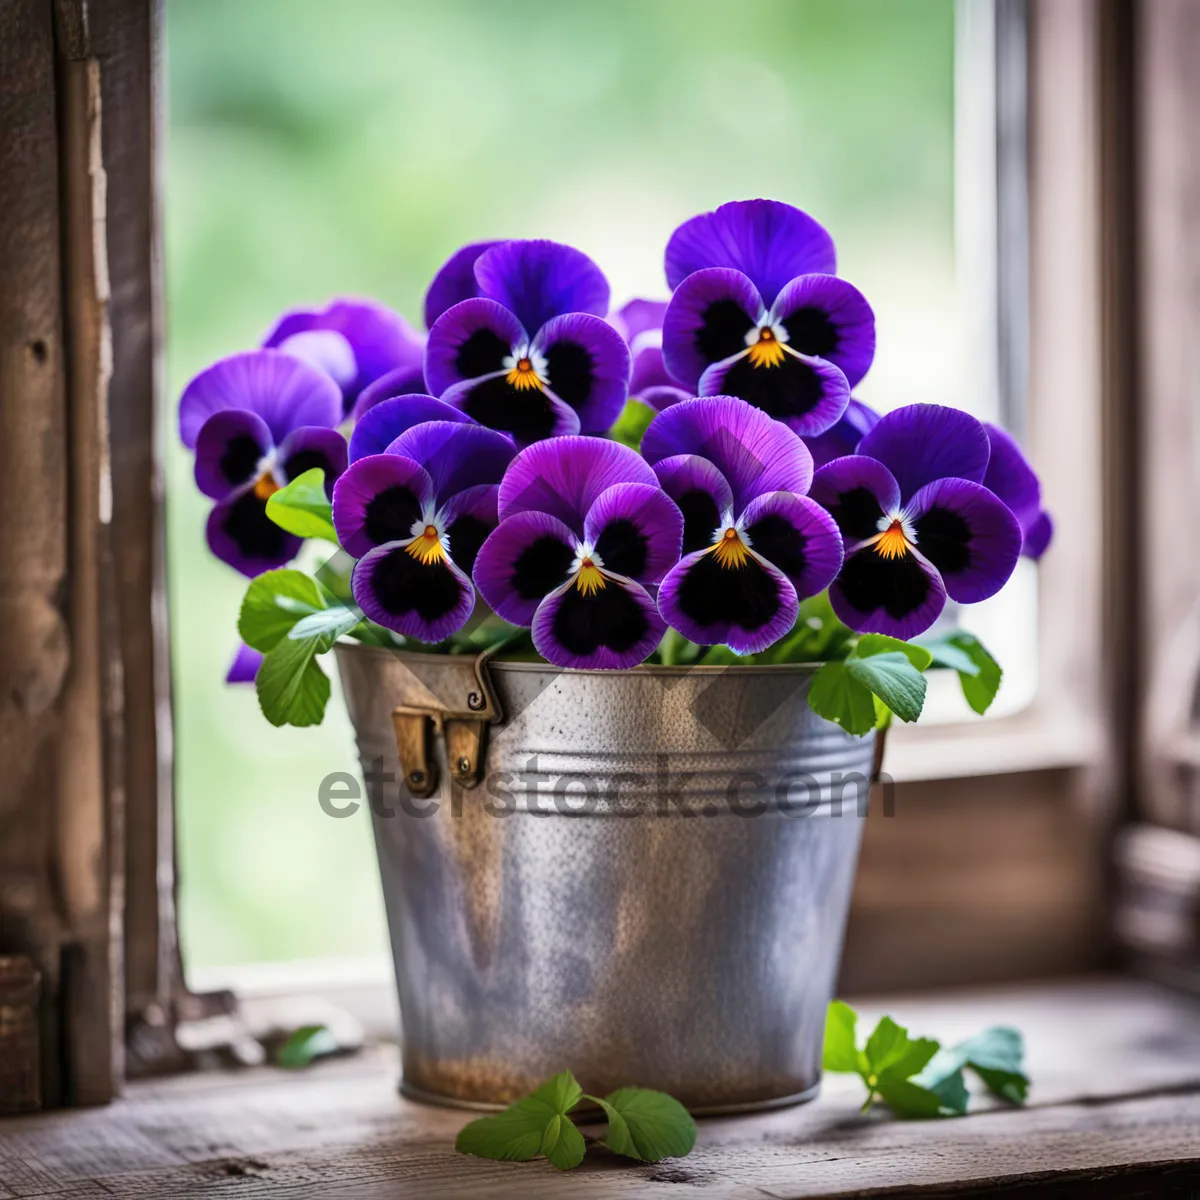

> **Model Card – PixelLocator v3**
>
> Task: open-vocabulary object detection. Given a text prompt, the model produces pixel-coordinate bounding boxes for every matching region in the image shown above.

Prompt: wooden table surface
[2,976,1199,1198]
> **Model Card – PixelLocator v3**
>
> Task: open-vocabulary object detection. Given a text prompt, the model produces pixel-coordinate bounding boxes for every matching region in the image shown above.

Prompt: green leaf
[919,1027,1028,1105]
[864,1016,912,1077]
[265,467,337,541]
[608,398,656,451]
[923,1067,970,1115]
[456,1070,585,1169]
[949,633,1003,715]
[586,1088,697,1163]
[288,605,361,650]
[913,634,981,676]
[852,633,934,671]
[238,569,326,652]
[255,634,331,727]
[276,1024,337,1069]
[874,1074,956,1119]
[845,652,927,724]
[807,660,877,735]
[822,1000,861,1073]
[759,591,855,663]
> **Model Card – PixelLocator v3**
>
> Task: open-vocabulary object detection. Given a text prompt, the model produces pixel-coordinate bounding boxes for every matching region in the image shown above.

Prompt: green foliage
[238,569,327,652]
[808,634,928,734]
[264,467,337,541]
[276,1024,337,1069]
[455,1071,696,1171]
[823,1000,1029,1118]
[609,398,657,451]
[915,630,1003,714]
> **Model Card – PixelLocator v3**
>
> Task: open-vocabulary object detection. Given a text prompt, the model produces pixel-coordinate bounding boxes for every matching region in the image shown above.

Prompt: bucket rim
[333,639,825,676]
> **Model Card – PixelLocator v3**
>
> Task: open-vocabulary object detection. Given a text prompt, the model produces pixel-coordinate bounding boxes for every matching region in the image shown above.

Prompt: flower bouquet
[179,200,1051,1109]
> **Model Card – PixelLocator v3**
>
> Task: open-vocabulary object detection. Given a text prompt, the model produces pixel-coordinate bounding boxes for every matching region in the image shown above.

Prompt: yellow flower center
[574,558,606,595]
[405,524,447,565]
[253,472,281,501]
[746,327,787,369]
[505,356,544,391]
[710,526,752,569]
[875,519,912,560]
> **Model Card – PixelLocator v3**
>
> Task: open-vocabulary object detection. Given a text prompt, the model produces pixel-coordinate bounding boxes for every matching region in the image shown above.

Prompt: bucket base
[399,1077,822,1117]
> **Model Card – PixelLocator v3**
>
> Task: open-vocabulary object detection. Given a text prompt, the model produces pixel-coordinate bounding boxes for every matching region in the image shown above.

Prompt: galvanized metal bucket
[335,642,878,1114]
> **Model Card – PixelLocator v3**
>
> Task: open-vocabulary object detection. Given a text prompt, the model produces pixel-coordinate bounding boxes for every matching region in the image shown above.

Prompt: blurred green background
[166,0,957,970]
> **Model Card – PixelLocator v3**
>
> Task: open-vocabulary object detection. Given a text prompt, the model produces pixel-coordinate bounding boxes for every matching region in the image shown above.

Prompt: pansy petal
[473,510,578,626]
[533,312,631,434]
[858,403,991,501]
[226,642,262,685]
[424,297,527,397]
[474,239,610,333]
[829,545,947,641]
[206,491,301,578]
[532,574,664,670]
[194,409,273,500]
[179,349,341,450]
[770,274,875,388]
[440,484,499,576]
[424,240,503,329]
[264,299,425,411]
[331,454,434,559]
[982,421,1051,557]
[805,398,881,469]
[740,491,844,599]
[698,347,850,438]
[641,396,814,510]
[657,546,798,655]
[386,420,515,501]
[348,394,471,464]
[352,540,475,644]
[278,426,348,494]
[809,455,901,544]
[612,297,668,343]
[582,482,683,585]
[349,364,429,421]
[651,454,734,555]
[630,340,676,396]
[661,268,764,388]
[497,436,657,532]
[639,385,692,412]
[439,373,580,447]
[908,477,1022,604]
[275,329,357,394]
[1023,510,1053,559]
[664,199,837,307]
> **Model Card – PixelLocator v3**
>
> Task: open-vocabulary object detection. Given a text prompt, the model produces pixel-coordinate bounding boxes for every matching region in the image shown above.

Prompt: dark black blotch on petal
[826,486,885,542]
[446,513,493,576]
[369,547,464,622]
[913,505,972,575]
[781,306,839,358]
[544,340,595,412]
[222,491,290,561]
[697,298,754,363]
[676,489,721,555]
[284,448,338,492]
[219,434,263,487]
[720,352,826,420]
[462,376,559,443]
[364,485,423,545]
[594,518,646,578]
[838,547,930,618]
[512,535,574,601]
[676,551,780,634]
[455,327,510,379]
[552,583,648,655]
[746,513,807,579]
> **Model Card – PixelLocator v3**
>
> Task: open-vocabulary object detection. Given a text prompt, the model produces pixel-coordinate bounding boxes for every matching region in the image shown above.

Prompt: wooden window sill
[2,976,1198,1198]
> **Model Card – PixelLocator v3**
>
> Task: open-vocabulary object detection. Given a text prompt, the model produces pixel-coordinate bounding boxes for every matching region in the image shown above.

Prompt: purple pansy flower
[263,298,426,416]
[809,404,1024,640]
[332,421,515,643]
[424,240,631,446]
[982,422,1054,559]
[610,298,691,413]
[642,397,844,654]
[473,438,682,669]
[660,200,875,438]
[805,398,881,470]
[226,642,263,684]
[179,350,349,577]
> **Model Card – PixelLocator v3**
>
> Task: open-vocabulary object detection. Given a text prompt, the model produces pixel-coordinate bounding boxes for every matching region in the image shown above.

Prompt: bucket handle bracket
[390,649,502,798]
